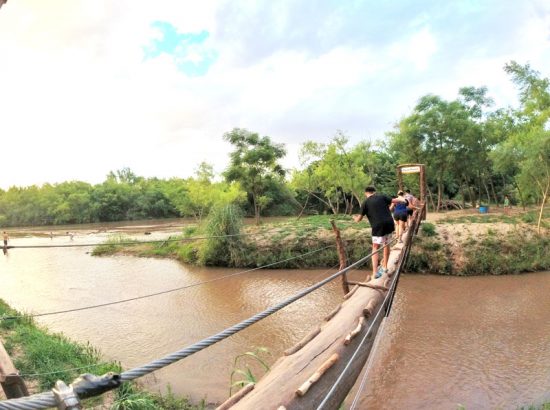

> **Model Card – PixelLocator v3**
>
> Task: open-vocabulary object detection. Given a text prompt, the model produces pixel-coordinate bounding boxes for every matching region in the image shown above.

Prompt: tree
[389,88,497,211]
[495,61,550,231]
[223,128,286,223]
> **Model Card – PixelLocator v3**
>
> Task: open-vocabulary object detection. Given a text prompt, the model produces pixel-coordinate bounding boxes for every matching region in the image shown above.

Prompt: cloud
[143,22,218,76]
[0,0,549,188]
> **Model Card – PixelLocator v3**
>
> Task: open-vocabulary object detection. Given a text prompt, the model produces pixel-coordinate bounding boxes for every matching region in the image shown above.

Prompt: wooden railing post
[0,340,29,399]
[330,220,349,294]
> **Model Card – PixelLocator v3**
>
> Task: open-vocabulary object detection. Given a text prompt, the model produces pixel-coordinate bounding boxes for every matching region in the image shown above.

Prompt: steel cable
[316,227,416,410]
[0,245,334,321]
[0,242,393,410]
[3,232,258,250]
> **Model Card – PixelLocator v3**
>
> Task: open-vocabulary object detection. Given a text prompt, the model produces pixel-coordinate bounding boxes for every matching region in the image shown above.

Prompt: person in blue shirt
[390,191,409,243]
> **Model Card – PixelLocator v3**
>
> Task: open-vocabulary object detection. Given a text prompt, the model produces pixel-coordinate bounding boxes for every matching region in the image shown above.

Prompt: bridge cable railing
[0,245,334,321]
[2,231,263,250]
[0,241,394,410]
[17,263,342,381]
[317,210,421,410]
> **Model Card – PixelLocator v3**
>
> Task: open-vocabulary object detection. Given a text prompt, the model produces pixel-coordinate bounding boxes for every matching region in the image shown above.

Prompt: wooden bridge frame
[397,163,427,221]
[221,206,425,410]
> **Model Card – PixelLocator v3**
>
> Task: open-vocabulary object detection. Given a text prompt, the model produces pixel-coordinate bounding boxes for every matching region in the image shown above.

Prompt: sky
[0,0,549,189]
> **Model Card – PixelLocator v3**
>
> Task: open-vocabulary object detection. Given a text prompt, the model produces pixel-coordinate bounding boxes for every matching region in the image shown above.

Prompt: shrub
[421,222,437,237]
[197,204,244,266]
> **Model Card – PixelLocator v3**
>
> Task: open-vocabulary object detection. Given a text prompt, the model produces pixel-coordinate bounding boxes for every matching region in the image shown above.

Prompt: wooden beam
[330,220,349,294]
[0,340,29,399]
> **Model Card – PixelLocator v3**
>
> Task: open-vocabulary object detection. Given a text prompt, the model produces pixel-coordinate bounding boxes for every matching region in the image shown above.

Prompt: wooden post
[0,341,29,399]
[330,220,349,294]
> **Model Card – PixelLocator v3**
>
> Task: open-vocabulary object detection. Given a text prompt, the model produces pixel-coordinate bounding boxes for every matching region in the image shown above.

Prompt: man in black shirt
[353,186,406,279]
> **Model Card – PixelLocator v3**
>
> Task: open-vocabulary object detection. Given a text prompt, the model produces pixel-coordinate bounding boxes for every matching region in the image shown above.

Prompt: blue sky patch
[143,21,217,76]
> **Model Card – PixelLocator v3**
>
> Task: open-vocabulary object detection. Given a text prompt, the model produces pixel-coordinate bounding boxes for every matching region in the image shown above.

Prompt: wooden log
[295,353,339,397]
[284,327,321,356]
[344,317,365,345]
[343,285,358,300]
[363,299,377,318]
[216,383,255,410]
[0,341,28,399]
[346,281,389,292]
[323,304,341,322]
[330,220,349,294]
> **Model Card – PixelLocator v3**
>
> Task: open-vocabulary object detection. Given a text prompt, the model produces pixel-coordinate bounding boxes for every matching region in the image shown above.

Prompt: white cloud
[0,0,548,188]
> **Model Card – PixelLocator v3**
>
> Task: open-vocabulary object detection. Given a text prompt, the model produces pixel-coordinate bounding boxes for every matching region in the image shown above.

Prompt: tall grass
[197,204,244,266]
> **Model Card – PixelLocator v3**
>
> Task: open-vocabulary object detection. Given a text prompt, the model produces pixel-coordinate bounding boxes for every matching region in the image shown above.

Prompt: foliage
[92,234,139,256]
[229,347,270,396]
[0,299,120,396]
[223,128,286,223]
[0,61,548,232]
[388,87,498,211]
[291,132,391,215]
[420,222,437,237]
[112,383,204,410]
[197,204,244,266]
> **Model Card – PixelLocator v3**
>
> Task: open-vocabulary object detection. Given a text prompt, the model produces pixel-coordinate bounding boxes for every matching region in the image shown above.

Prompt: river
[0,224,548,409]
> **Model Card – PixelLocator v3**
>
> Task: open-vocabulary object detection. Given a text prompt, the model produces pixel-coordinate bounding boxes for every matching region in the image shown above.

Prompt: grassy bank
[0,299,204,409]
[93,210,550,275]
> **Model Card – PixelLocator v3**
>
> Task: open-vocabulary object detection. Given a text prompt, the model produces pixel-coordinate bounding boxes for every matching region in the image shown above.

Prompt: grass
[440,207,549,229]
[0,298,207,408]
[92,212,550,275]
[92,234,140,256]
[0,299,119,408]
[112,383,205,410]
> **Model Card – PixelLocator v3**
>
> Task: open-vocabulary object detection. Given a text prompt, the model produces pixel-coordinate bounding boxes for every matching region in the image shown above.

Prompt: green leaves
[223,128,286,222]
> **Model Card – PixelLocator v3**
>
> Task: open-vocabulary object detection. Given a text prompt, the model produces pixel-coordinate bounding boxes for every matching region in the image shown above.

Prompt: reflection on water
[0,231,549,408]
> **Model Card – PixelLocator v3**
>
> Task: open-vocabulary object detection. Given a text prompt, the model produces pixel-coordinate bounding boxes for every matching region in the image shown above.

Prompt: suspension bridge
[0,167,427,410]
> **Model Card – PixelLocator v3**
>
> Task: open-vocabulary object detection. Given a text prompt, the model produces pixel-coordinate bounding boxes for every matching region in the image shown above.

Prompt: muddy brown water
[0,227,548,408]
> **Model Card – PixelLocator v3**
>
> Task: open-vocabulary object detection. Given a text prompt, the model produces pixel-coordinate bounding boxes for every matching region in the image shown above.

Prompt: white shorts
[372,233,391,245]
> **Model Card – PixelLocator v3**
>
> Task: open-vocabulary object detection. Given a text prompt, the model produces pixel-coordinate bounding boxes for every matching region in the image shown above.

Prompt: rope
[2,232,258,250]
[0,245,334,321]
[0,242,392,410]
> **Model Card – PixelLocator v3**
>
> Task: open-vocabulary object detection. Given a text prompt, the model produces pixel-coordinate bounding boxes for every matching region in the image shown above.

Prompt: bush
[197,204,244,266]
[421,222,437,237]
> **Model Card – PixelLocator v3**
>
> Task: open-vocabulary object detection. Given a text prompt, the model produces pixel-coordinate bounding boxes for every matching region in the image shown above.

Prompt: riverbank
[93,209,549,275]
[0,299,204,409]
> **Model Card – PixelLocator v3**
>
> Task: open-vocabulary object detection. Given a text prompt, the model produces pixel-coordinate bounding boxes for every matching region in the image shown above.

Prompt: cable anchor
[52,381,81,410]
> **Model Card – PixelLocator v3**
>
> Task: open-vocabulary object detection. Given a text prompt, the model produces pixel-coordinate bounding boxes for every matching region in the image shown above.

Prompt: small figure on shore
[503,195,511,216]
[353,186,407,280]
[390,191,409,243]
[3,231,8,247]
[66,231,74,240]
[50,231,53,240]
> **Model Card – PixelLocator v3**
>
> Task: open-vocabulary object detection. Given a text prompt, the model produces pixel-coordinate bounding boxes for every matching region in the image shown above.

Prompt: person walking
[3,231,8,247]
[353,186,407,280]
[391,191,409,243]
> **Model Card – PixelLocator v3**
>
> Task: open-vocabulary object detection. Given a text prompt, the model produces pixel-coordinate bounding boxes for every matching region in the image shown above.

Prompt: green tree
[494,61,550,231]
[223,128,286,224]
